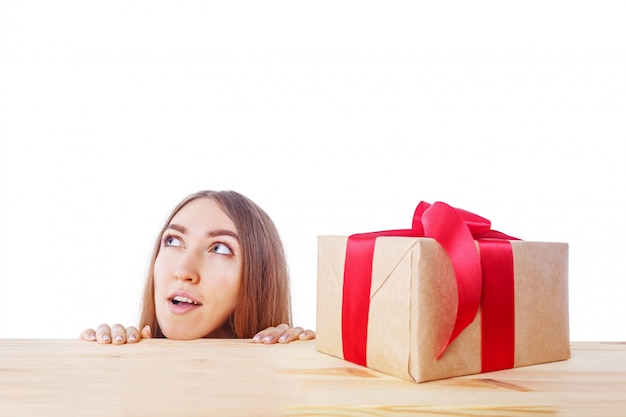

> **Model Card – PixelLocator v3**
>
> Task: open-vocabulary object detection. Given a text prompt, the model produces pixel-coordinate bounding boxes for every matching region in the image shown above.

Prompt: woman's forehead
[169,198,238,234]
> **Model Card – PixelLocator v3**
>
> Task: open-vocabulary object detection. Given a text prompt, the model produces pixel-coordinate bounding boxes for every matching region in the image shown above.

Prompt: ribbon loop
[420,202,483,358]
[342,201,519,369]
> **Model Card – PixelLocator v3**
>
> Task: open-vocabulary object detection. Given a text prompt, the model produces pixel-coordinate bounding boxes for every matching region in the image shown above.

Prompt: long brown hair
[139,190,292,338]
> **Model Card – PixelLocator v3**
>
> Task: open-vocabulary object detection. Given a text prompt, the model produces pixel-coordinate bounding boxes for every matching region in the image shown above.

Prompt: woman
[80,190,315,344]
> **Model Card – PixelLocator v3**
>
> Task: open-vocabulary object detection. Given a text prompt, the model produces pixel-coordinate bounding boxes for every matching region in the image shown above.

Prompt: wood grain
[1,340,624,416]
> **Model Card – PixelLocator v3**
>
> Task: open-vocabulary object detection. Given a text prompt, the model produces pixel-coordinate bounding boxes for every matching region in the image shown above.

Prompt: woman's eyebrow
[166,224,186,234]
[166,224,239,241]
[208,229,240,242]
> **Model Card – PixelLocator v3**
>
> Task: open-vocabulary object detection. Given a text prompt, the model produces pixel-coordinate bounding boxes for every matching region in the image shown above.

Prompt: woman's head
[140,190,292,339]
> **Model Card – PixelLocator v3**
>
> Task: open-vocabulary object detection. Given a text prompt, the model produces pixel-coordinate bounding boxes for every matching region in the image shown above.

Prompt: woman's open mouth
[168,295,202,314]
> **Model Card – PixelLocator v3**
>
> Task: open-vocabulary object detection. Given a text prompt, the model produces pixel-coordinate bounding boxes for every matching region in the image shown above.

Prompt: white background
[1,1,624,341]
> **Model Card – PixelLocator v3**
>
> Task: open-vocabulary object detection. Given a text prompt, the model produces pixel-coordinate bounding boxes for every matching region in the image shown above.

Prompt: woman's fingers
[252,324,316,344]
[110,324,128,344]
[277,326,304,343]
[124,326,140,343]
[80,324,150,344]
[79,328,97,342]
[297,329,316,341]
[140,325,152,339]
[95,324,112,344]
[253,324,289,344]
[278,327,316,343]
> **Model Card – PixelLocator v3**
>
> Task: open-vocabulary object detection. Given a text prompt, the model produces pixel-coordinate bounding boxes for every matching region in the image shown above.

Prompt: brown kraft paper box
[316,236,570,383]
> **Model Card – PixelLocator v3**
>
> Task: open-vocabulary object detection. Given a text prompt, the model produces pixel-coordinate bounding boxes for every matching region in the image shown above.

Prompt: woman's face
[153,198,242,339]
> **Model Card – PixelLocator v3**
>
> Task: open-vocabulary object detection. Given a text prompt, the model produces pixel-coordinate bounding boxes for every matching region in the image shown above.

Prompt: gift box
[315,201,570,383]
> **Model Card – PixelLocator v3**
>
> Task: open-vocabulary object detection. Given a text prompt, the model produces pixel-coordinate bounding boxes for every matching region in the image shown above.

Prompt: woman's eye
[211,242,233,255]
[164,236,183,247]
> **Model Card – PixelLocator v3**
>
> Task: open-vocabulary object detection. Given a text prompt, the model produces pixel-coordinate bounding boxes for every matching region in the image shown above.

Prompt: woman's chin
[159,323,206,340]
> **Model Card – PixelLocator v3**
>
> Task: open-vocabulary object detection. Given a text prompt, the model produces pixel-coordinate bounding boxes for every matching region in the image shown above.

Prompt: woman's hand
[252,324,316,344]
[79,324,152,344]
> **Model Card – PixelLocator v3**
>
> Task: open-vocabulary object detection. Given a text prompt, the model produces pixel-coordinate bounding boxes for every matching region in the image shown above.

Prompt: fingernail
[299,332,306,339]
[89,333,96,341]
[263,335,273,343]
[279,334,288,342]
[115,335,123,343]
[128,334,136,342]
[252,334,262,342]
[102,335,110,342]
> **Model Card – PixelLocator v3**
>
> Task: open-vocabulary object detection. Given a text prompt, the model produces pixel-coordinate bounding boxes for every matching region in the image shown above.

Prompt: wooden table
[0,340,624,416]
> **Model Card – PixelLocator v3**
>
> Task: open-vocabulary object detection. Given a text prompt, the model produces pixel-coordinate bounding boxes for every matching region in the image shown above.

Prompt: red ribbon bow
[342,201,519,373]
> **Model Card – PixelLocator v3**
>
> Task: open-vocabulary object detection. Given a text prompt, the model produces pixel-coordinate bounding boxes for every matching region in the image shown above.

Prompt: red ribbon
[341,201,519,372]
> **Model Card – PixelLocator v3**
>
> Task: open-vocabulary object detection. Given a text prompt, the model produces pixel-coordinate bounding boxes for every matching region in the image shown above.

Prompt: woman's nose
[174,252,200,284]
